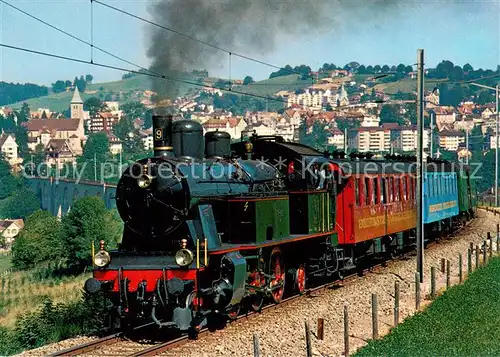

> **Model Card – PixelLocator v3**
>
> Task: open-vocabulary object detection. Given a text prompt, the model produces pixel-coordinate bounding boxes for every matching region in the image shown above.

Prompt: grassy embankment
[0,255,102,355]
[0,255,90,328]
[355,257,500,356]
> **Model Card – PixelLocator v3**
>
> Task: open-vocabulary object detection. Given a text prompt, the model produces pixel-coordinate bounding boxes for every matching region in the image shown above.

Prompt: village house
[0,219,24,250]
[202,117,248,140]
[0,134,19,166]
[87,112,120,133]
[101,131,122,155]
[327,128,345,149]
[45,138,80,168]
[432,106,458,130]
[439,130,465,151]
[25,118,84,153]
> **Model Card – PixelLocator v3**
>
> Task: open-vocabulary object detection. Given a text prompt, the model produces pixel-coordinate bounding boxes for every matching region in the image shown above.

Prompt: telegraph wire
[92,0,314,80]
[0,43,294,106]
[0,0,161,78]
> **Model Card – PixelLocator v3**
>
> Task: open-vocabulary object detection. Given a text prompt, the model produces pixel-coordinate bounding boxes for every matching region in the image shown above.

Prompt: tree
[463,63,474,73]
[15,125,29,158]
[404,103,417,125]
[121,101,146,122]
[374,65,381,73]
[11,210,62,270]
[0,186,41,219]
[382,65,390,73]
[298,119,328,151]
[357,65,366,74]
[74,76,86,93]
[84,97,106,118]
[243,76,255,85]
[396,64,406,73]
[51,80,67,93]
[404,65,413,74]
[477,90,494,105]
[0,154,18,199]
[83,132,109,163]
[366,65,374,74]
[61,197,122,266]
[85,74,94,84]
[379,104,404,125]
[435,60,454,78]
[17,103,30,124]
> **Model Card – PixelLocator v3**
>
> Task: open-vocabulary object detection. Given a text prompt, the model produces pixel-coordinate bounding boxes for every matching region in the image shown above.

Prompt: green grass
[355,257,500,357]
[0,255,12,274]
[9,75,154,112]
[373,78,447,95]
[232,74,312,97]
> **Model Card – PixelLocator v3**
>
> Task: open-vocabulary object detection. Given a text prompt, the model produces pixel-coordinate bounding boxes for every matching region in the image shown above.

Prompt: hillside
[231,74,313,97]
[9,75,154,112]
[373,77,447,95]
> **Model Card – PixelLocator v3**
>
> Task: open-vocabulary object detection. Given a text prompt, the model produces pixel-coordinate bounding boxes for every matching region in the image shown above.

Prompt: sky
[0,0,499,87]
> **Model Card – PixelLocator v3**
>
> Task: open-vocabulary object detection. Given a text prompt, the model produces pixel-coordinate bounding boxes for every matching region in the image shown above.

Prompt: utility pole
[465,129,469,165]
[416,49,425,283]
[429,111,434,159]
[94,152,97,181]
[344,128,348,154]
[497,85,499,206]
[470,83,499,205]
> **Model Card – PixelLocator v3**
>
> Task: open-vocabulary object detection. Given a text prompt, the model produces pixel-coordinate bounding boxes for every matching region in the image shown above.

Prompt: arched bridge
[27,178,117,217]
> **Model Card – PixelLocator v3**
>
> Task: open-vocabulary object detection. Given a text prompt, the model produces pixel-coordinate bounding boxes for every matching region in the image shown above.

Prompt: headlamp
[137,174,153,189]
[94,250,111,267]
[175,249,194,267]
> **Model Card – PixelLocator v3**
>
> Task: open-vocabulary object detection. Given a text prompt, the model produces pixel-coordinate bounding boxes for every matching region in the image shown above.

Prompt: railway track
[53,214,482,356]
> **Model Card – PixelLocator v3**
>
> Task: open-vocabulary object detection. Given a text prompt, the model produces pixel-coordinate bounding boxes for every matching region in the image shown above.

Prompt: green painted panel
[255,198,290,242]
[307,192,331,233]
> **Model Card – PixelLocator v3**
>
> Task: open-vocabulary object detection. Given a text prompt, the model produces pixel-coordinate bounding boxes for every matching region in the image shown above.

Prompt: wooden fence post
[431,266,436,299]
[476,245,480,270]
[483,240,487,265]
[467,248,472,274]
[440,258,445,273]
[488,232,492,258]
[394,281,400,326]
[415,272,420,310]
[446,260,450,289]
[459,254,463,283]
[317,318,324,341]
[253,334,260,357]
[344,305,349,357]
[372,293,378,340]
[305,321,312,357]
[497,224,499,253]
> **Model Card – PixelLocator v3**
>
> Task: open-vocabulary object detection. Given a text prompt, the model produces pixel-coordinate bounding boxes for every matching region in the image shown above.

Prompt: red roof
[25,119,81,132]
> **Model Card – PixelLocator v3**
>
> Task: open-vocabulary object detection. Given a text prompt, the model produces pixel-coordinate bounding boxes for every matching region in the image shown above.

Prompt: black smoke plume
[147,0,398,100]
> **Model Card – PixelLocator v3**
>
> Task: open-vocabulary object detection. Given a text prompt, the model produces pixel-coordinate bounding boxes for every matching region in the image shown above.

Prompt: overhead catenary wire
[3,0,498,114]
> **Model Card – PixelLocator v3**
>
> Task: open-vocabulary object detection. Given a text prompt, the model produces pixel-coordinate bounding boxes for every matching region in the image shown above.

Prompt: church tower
[70,86,84,119]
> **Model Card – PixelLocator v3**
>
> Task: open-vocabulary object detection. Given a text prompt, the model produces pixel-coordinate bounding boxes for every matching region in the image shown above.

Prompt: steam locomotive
[84,115,477,334]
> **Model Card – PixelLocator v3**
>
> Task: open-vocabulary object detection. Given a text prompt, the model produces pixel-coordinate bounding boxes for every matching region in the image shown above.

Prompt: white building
[390,126,430,152]
[348,127,391,152]
[202,117,248,140]
[439,130,465,151]
[327,128,345,149]
[360,115,380,127]
[0,134,19,165]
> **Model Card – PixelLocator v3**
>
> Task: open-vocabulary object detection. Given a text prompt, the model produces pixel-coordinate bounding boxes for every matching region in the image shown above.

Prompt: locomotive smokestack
[153,115,174,158]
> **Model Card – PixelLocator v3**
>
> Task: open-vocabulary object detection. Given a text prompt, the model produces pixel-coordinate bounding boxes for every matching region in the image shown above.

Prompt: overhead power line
[92,0,314,80]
